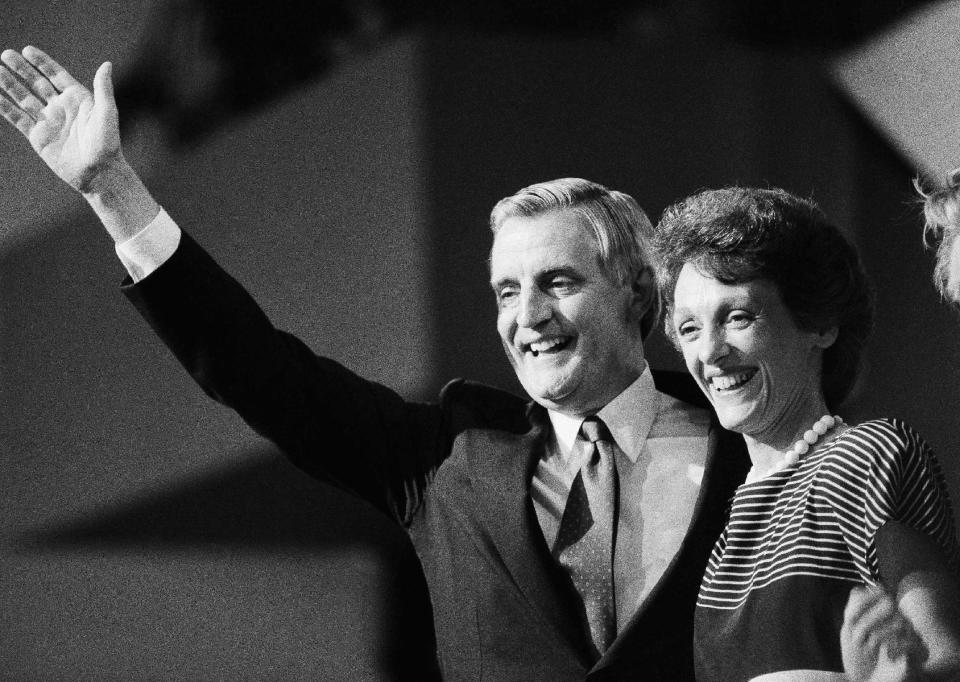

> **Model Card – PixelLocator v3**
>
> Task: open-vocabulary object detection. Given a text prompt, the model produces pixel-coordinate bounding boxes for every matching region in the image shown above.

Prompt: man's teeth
[710,372,754,391]
[529,338,566,354]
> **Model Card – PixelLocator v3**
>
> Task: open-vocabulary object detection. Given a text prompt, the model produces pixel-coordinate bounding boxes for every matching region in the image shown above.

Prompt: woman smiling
[654,187,960,681]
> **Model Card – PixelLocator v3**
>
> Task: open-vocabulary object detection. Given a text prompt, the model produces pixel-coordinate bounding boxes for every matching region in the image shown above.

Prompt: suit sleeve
[121,230,452,526]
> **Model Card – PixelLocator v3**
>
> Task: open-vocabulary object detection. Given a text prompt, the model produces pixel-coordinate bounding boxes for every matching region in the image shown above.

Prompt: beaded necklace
[747,414,844,482]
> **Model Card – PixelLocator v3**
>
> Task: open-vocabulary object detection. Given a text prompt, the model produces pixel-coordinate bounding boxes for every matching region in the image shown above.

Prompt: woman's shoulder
[839,416,924,442]
[821,416,932,473]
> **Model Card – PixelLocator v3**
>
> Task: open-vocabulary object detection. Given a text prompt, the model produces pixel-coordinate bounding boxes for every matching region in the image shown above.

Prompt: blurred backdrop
[2,0,958,678]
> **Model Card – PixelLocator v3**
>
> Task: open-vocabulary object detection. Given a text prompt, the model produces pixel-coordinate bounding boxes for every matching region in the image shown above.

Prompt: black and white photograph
[1,1,958,679]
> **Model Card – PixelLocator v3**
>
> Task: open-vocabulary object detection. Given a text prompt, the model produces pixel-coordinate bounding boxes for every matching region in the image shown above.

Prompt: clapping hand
[0,46,121,193]
[841,585,925,682]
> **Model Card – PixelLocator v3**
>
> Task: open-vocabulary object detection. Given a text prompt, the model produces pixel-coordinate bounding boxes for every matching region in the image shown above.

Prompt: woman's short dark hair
[653,186,874,409]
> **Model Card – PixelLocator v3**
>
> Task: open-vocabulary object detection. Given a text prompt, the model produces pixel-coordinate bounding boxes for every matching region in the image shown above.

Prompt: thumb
[93,61,116,110]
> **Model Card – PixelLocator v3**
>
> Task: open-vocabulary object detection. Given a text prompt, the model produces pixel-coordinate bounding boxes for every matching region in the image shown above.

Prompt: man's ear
[629,268,656,321]
[814,326,839,349]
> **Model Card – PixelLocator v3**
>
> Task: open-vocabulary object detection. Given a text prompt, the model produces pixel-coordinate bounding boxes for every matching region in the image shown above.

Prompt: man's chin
[516,365,586,409]
[525,382,575,411]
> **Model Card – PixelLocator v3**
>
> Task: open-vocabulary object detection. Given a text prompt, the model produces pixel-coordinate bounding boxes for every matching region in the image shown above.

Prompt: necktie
[554,415,619,656]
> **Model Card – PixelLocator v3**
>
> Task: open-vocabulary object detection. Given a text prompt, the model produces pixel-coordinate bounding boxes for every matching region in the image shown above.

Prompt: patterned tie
[554,415,619,656]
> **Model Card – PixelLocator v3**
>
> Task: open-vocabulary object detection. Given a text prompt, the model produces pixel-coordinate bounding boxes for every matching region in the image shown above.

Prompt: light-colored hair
[916,168,960,304]
[489,177,660,337]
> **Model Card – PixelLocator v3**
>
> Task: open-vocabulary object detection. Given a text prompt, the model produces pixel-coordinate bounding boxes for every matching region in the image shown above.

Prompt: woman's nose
[698,327,730,365]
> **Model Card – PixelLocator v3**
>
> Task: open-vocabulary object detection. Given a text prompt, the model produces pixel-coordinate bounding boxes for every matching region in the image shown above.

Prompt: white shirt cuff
[115,208,182,282]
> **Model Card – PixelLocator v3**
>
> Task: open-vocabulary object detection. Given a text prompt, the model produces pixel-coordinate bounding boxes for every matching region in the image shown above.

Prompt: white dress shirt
[115,208,181,283]
[532,370,711,631]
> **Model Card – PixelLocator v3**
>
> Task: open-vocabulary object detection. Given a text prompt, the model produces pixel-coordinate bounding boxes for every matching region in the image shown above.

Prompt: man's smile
[523,336,573,357]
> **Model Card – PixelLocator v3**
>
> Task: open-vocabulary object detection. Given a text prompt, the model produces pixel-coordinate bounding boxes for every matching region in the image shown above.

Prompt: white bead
[773,414,843,476]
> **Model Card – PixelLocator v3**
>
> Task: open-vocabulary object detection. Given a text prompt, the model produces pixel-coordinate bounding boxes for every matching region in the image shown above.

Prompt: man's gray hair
[490,177,660,337]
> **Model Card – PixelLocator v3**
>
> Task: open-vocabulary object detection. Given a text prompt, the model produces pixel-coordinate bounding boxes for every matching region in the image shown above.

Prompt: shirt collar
[547,366,659,466]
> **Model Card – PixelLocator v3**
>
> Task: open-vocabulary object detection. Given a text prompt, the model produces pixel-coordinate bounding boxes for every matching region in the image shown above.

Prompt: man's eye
[497,288,519,306]
[726,311,753,329]
[676,322,698,338]
[548,278,576,294]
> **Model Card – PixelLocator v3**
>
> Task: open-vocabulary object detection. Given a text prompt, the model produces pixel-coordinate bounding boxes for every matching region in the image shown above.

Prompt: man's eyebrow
[537,267,583,281]
[491,267,586,288]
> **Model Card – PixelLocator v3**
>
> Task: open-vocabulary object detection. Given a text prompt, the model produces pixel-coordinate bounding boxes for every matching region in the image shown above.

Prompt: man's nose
[516,288,551,328]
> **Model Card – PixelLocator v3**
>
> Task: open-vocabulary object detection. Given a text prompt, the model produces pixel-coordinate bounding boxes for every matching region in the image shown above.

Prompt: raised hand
[0,46,157,242]
[0,46,120,193]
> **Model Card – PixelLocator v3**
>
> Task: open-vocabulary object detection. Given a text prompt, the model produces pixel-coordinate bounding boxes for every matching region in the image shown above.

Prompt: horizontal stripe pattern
[698,418,959,610]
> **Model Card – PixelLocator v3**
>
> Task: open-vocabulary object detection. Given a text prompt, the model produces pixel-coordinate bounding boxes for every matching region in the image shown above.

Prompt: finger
[860,595,900,632]
[866,612,909,645]
[1,48,59,101]
[21,45,81,94]
[0,63,46,119]
[878,613,925,661]
[876,642,913,677]
[859,605,919,663]
[844,589,901,648]
[0,90,35,137]
[843,585,885,624]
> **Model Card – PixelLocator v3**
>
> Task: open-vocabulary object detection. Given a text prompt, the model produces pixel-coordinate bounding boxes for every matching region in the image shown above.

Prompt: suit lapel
[466,401,596,666]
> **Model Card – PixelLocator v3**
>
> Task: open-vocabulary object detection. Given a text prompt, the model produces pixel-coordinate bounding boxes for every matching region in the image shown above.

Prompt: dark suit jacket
[123,232,750,680]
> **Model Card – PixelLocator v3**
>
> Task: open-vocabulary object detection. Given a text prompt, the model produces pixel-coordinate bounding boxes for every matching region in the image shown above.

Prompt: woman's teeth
[710,371,755,391]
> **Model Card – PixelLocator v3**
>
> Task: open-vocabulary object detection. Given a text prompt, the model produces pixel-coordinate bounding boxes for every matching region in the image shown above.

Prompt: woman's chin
[716,408,763,436]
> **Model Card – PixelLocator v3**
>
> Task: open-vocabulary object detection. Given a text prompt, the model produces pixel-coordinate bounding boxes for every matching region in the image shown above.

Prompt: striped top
[694,418,959,680]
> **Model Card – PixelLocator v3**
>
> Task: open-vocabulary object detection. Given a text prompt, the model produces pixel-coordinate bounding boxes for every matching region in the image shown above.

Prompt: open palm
[0,46,120,192]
